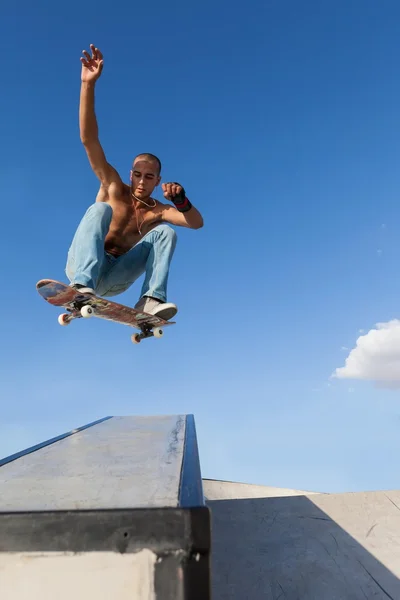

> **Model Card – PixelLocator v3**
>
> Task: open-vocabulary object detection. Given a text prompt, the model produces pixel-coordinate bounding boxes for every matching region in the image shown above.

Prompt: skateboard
[36,279,175,344]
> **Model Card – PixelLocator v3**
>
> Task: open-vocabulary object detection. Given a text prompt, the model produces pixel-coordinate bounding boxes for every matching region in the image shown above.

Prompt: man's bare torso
[95,182,165,256]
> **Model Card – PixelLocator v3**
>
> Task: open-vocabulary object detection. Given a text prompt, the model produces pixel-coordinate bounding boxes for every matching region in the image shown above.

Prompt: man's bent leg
[66,203,113,291]
[96,224,178,320]
[136,224,178,320]
[140,224,177,302]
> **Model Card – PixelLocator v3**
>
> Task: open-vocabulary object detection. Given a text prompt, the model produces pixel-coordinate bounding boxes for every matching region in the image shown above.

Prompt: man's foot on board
[135,296,178,321]
[71,283,96,295]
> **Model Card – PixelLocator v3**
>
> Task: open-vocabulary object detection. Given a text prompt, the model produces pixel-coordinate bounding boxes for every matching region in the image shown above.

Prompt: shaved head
[133,153,162,174]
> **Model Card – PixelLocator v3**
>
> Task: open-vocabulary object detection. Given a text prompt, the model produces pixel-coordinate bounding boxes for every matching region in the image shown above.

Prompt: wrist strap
[173,195,192,213]
[172,186,192,212]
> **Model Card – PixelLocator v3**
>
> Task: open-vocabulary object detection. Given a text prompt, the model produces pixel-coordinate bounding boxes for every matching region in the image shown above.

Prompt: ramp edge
[0,416,113,468]
[179,415,205,507]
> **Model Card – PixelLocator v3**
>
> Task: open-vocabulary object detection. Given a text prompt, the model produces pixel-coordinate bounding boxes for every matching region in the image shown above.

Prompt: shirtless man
[65,44,203,321]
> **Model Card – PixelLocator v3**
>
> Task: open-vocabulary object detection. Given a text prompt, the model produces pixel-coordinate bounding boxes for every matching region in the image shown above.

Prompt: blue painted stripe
[178,414,205,507]
[0,416,113,467]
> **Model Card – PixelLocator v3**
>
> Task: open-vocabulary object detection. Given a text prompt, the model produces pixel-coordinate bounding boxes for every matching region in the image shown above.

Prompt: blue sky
[2,0,400,493]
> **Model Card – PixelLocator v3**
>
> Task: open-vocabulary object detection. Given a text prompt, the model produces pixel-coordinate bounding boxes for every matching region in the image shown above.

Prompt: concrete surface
[3,415,400,598]
[203,478,320,500]
[1,550,157,600]
[0,415,187,511]
[206,481,400,599]
[0,415,210,599]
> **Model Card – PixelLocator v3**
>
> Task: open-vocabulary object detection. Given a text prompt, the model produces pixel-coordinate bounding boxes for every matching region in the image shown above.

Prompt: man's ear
[156,175,161,186]
[129,169,133,181]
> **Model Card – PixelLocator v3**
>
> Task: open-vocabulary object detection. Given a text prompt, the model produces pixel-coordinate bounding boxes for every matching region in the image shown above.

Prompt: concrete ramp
[3,415,400,598]
[0,415,210,600]
[207,482,400,599]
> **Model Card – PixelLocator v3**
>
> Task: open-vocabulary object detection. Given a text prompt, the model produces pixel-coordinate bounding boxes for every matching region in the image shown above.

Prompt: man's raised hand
[162,182,184,202]
[162,182,193,213]
[80,44,104,83]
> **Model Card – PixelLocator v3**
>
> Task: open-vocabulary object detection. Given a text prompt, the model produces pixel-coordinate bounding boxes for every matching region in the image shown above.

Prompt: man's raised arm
[79,44,122,189]
[161,183,204,229]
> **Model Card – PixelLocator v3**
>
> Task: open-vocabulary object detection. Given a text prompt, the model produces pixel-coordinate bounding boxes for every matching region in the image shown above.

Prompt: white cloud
[333,320,400,388]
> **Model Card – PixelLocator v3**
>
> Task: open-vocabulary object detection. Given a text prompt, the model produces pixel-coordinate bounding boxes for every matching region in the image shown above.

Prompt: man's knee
[156,224,177,245]
[85,202,113,222]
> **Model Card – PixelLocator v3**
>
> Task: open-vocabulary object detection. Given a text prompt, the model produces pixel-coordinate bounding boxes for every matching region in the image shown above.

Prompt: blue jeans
[65,203,177,301]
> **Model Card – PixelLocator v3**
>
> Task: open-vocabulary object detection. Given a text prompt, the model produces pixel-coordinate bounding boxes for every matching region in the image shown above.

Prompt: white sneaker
[71,284,96,295]
[135,296,178,321]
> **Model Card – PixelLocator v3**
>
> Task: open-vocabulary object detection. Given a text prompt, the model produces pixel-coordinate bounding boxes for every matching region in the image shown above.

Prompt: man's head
[130,153,162,201]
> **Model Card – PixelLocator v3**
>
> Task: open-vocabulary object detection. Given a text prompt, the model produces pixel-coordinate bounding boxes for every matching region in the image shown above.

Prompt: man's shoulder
[106,181,130,201]
[152,199,170,212]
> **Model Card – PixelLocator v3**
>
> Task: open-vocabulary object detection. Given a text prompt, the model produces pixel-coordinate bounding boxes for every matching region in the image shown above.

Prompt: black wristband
[172,184,192,213]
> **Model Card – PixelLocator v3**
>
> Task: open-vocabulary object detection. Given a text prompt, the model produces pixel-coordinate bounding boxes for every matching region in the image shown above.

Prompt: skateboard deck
[36,279,175,344]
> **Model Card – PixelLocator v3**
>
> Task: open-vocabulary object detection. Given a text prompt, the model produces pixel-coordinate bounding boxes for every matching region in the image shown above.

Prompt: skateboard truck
[131,326,164,344]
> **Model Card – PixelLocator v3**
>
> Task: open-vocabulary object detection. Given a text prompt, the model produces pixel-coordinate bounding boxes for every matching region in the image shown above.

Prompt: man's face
[130,159,161,200]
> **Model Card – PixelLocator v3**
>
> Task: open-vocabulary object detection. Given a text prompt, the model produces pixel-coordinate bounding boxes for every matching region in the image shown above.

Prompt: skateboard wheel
[58,314,70,326]
[153,327,164,339]
[131,333,141,344]
[81,305,94,318]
